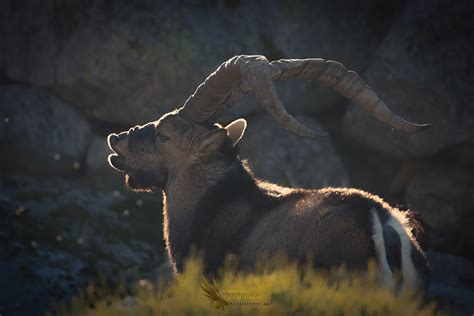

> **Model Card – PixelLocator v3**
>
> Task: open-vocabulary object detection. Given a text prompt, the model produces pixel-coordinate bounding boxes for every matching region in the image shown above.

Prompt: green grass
[56,255,442,316]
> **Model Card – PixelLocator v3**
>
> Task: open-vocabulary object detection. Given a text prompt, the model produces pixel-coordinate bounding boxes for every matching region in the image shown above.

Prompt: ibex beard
[107,55,430,290]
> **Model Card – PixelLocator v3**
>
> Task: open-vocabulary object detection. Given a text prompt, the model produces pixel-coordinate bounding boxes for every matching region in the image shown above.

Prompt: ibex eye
[158,133,170,143]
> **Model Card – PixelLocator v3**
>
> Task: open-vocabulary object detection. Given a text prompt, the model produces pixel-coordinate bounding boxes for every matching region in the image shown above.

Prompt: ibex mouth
[108,153,126,172]
[107,133,127,172]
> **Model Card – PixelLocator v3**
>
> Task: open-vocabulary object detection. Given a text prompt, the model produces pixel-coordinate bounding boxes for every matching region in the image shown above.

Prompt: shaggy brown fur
[107,112,428,289]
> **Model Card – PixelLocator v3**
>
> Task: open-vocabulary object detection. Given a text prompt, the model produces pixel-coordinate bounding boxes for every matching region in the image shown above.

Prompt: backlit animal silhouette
[107,55,430,289]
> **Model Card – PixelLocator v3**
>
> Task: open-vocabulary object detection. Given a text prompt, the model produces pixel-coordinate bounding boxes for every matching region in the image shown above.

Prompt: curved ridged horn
[179,55,430,138]
[271,58,430,133]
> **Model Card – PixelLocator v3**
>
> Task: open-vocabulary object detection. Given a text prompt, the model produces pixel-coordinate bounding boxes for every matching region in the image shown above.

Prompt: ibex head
[107,55,429,191]
[107,110,246,191]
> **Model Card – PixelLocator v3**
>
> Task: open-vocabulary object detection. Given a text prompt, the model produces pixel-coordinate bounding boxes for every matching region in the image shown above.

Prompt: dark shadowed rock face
[238,115,349,189]
[0,175,165,315]
[426,250,474,313]
[0,1,404,125]
[0,86,92,175]
[343,0,474,158]
[404,161,474,259]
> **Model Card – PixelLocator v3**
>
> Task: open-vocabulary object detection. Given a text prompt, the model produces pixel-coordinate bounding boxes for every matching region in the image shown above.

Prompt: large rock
[238,115,349,189]
[342,0,474,158]
[0,86,92,175]
[404,162,474,259]
[0,1,404,125]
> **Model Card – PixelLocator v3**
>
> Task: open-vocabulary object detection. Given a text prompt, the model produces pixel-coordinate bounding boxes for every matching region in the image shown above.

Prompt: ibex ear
[225,118,247,147]
[197,128,227,156]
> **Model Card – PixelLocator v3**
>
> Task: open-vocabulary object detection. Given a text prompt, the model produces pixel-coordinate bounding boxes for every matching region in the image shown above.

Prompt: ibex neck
[163,161,236,220]
[161,160,264,272]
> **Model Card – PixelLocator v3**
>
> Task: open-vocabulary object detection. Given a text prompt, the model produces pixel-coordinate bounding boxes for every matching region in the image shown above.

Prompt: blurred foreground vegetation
[55,255,442,316]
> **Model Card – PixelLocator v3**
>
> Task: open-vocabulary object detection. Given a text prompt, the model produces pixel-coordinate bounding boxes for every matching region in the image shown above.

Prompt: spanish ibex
[107,55,430,289]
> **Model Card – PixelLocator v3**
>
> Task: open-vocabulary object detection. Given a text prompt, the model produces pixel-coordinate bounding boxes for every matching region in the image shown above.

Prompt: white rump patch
[386,216,419,289]
[371,208,420,290]
[370,208,393,286]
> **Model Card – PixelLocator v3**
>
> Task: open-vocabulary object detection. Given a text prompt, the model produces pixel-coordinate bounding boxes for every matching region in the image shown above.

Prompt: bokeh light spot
[15,205,26,216]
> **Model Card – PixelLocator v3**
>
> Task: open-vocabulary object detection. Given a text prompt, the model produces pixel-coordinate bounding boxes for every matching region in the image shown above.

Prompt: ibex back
[107,55,430,289]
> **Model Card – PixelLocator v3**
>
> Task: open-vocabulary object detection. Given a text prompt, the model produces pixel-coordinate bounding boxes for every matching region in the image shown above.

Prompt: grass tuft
[56,255,442,316]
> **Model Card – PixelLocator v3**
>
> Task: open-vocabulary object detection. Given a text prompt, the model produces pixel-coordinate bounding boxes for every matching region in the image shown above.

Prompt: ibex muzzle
[107,123,156,172]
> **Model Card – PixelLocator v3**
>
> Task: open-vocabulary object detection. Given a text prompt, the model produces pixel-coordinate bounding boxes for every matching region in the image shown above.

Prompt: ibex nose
[107,131,129,154]
[107,134,118,148]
